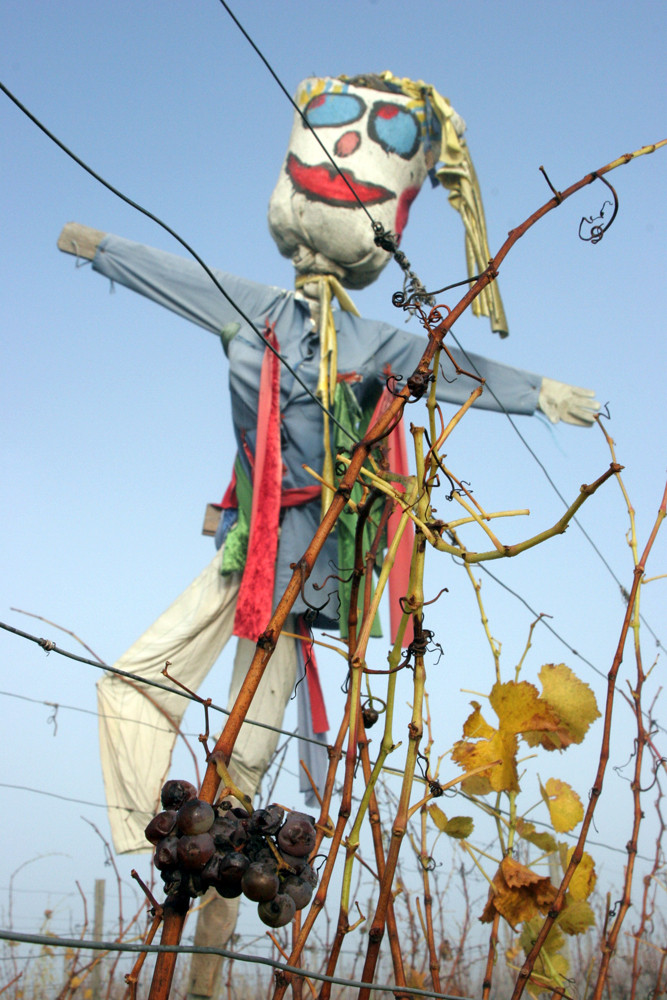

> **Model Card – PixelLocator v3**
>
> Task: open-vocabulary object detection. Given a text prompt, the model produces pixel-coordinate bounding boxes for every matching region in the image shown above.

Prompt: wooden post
[91,879,106,1000]
[57,222,106,260]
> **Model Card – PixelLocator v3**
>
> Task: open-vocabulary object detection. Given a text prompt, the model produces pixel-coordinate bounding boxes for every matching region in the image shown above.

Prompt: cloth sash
[295,618,329,807]
[368,387,414,647]
[233,322,283,642]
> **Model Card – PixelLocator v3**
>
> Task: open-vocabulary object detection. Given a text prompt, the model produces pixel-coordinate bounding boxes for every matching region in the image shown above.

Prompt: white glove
[537,377,601,427]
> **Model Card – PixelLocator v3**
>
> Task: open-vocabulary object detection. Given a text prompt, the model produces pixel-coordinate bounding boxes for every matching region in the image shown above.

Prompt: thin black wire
[9,653,656,869]
[0,782,141,814]
[0,686,309,784]
[0,886,76,896]
[446,328,665,653]
[380,768,659,864]
[0,689,198,737]
[0,80,355,446]
[3,639,660,869]
[470,564,607,681]
[479,561,667,739]
[454,554,667,737]
[0,929,473,1000]
[215,0,376,226]
[0,621,327,749]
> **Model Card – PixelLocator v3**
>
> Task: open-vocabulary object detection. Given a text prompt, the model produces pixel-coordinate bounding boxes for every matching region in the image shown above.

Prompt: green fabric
[221,456,252,575]
[219,321,241,354]
[333,382,384,638]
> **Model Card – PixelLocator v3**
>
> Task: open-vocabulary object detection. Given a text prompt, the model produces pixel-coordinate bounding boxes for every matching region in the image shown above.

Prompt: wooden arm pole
[57,222,106,261]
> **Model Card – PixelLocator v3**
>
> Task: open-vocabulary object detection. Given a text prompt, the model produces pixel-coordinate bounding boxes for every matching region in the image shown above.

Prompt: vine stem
[588,420,646,998]
[420,807,442,994]
[357,427,430,1000]
[317,488,417,1000]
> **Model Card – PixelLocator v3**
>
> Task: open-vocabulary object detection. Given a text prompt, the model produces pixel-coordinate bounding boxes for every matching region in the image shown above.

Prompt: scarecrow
[59,73,599,998]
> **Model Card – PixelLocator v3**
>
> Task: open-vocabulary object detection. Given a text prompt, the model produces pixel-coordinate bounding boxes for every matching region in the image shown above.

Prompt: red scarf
[233,323,283,641]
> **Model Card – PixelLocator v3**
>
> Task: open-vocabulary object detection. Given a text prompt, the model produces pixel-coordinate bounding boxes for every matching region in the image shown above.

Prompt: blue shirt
[92,234,541,622]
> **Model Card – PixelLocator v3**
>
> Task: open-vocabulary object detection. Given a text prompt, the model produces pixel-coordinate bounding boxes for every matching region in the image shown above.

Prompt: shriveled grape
[205,851,249,898]
[241,860,280,902]
[154,836,179,871]
[176,832,215,872]
[177,798,215,835]
[161,779,197,810]
[248,804,284,836]
[362,706,379,728]
[145,810,177,845]
[281,873,314,909]
[258,893,296,928]
[210,811,248,851]
[277,813,317,857]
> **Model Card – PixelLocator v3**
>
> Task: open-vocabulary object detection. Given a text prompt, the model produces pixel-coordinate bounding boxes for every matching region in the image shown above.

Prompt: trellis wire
[0,929,473,1000]
[0,620,327,749]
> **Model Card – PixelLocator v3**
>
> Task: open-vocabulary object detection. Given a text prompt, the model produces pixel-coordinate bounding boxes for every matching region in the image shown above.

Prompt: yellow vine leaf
[462,701,495,739]
[518,920,569,999]
[444,815,474,839]
[429,805,474,839]
[480,856,557,928]
[557,896,596,935]
[528,954,569,999]
[454,681,559,792]
[519,917,565,959]
[539,777,584,833]
[452,726,519,792]
[524,663,600,750]
[453,668,598,792]
[565,848,597,900]
[516,818,558,853]
[489,680,562,738]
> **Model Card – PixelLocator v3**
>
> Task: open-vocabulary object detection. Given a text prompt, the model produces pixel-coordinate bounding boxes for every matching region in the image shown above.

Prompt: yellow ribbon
[379,72,508,337]
[295,274,360,517]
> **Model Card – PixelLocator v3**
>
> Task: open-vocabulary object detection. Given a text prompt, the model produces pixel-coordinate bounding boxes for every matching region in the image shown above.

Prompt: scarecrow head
[268,73,507,334]
[268,74,446,289]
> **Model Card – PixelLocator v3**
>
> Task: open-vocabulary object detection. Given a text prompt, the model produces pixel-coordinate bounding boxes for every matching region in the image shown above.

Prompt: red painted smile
[287,153,394,207]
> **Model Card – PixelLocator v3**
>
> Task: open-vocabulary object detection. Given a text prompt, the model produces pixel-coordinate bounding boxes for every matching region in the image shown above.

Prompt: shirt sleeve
[371,319,542,416]
[91,233,287,337]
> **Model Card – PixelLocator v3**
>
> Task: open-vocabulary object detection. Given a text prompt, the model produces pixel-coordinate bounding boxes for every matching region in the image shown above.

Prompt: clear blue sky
[2,0,666,966]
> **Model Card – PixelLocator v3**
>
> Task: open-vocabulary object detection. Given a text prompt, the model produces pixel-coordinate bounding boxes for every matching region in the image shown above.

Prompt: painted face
[268,77,438,289]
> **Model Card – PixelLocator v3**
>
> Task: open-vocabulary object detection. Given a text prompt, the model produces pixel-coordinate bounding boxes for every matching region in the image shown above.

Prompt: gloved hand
[537,377,601,427]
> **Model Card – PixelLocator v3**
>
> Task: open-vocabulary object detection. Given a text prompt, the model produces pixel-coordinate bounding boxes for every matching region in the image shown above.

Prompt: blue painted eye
[303,93,365,128]
[368,101,420,159]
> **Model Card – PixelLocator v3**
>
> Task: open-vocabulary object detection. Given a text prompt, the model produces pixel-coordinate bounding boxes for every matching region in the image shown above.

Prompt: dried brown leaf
[480,856,557,929]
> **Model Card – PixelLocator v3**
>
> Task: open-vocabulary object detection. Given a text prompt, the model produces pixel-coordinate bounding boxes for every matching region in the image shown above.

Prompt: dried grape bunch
[146,782,318,927]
